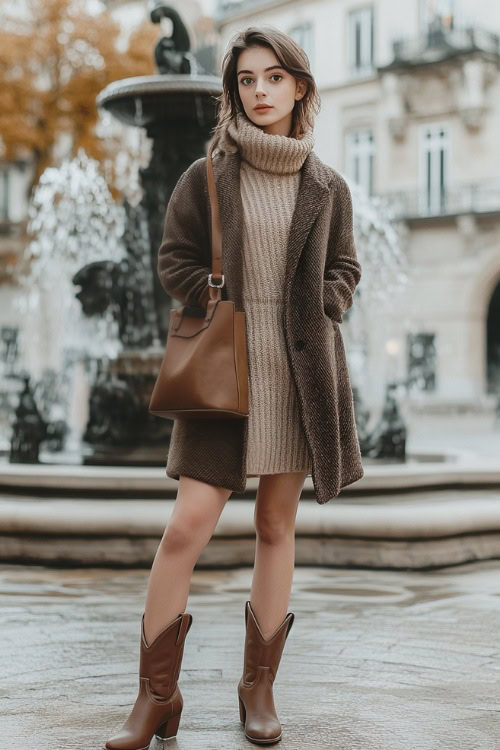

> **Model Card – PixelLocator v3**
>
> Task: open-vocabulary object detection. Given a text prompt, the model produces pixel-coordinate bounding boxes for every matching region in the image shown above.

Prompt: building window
[348,6,374,77]
[1,326,18,364]
[288,22,314,71]
[420,0,456,33]
[407,333,436,392]
[0,170,9,222]
[345,128,375,196]
[486,282,500,394]
[419,123,450,216]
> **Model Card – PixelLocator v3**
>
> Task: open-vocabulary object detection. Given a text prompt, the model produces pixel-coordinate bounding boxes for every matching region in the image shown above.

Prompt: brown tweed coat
[157,145,364,504]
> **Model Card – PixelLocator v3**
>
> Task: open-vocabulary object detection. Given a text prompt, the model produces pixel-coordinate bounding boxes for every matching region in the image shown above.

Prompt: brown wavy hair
[210,25,321,150]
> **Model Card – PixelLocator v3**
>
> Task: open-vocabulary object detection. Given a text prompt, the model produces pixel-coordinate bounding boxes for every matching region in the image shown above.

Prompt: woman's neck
[222,112,315,175]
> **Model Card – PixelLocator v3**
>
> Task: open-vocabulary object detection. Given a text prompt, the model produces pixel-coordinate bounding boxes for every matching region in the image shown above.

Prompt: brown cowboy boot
[237,600,294,745]
[104,611,193,750]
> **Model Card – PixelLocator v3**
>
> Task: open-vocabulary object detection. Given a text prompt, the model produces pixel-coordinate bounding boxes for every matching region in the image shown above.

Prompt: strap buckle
[208,273,225,288]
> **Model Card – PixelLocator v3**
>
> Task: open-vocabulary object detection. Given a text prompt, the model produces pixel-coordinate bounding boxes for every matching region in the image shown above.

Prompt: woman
[104,25,363,750]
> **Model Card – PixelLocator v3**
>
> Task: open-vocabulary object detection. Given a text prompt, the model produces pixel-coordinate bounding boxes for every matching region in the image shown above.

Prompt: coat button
[295,339,306,351]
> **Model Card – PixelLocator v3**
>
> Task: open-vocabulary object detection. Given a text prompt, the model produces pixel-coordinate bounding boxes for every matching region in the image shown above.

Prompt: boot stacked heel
[104,611,193,750]
[239,695,246,724]
[154,711,182,741]
[237,600,294,745]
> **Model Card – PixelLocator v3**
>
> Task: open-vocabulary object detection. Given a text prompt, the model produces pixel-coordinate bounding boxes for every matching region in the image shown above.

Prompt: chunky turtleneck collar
[219,111,315,175]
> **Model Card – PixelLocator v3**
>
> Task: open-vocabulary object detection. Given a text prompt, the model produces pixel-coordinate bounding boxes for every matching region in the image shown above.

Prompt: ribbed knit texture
[158,136,365,502]
[223,112,315,475]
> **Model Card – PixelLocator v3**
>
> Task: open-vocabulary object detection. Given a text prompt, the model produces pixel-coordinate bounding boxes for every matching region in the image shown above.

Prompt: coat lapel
[211,149,335,312]
[282,151,334,305]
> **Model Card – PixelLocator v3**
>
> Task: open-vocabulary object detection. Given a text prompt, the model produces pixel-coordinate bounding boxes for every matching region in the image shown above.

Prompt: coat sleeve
[322,176,362,324]
[157,159,211,307]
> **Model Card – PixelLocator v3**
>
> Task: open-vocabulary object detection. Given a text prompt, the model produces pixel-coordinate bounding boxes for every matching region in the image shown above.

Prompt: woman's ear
[295,79,307,101]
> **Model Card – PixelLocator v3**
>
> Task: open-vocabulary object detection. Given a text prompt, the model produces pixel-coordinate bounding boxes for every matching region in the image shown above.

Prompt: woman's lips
[255,106,272,111]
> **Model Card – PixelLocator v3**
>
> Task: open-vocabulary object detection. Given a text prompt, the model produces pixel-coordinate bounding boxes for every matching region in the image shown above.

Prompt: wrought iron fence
[379,180,500,219]
[392,26,500,63]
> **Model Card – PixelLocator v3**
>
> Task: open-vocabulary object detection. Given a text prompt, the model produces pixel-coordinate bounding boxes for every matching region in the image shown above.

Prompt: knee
[159,516,199,555]
[254,514,294,545]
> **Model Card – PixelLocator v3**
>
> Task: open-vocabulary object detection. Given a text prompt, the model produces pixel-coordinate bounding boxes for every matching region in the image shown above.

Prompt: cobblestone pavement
[2,560,500,750]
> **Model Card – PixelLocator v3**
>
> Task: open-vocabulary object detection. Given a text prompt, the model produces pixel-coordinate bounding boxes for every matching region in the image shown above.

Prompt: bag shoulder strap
[206,141,223,285]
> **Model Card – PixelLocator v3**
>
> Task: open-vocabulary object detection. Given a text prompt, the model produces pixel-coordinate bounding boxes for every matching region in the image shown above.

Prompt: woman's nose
[254,79,267,95]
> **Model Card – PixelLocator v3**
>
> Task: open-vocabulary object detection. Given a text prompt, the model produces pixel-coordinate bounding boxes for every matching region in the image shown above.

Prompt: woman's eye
[240,74,283,85]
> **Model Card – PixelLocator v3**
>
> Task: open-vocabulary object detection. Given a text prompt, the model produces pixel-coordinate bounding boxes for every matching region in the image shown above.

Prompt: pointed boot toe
[238,667,282,743]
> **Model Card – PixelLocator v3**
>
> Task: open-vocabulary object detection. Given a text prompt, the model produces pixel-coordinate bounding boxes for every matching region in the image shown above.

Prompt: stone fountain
[75,3,222,464]
[5,3,412,466]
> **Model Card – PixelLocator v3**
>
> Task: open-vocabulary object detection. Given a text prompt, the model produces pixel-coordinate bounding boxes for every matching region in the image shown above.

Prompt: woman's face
[236,45,306,136]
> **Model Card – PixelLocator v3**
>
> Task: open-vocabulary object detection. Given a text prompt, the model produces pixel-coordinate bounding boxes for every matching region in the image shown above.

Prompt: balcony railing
[216,0,274,18]
[379,180,500,220]
[383,25,500,70]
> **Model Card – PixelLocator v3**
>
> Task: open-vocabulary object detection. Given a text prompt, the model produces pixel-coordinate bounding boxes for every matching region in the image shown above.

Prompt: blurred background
[0,0,499,560]
[1,2,500,747]
[0,0,499,475]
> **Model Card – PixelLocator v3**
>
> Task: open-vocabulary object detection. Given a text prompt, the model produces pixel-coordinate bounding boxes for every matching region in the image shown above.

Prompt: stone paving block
[2,562,500,749]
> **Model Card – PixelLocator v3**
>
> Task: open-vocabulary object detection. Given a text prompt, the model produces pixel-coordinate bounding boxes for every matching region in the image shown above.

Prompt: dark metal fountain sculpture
[151,5,191,75]
[9,376,48,463]
[73,3,221,464]
[358,382,407,460]
[69,3,407,466]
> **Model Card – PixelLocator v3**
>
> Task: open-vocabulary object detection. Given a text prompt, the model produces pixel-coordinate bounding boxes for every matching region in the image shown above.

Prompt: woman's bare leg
[250,471,308,639]
[143,475,233,646]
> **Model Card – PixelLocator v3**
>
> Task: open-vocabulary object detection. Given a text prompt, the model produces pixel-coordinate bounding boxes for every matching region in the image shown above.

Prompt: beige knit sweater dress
[222,112,314,477]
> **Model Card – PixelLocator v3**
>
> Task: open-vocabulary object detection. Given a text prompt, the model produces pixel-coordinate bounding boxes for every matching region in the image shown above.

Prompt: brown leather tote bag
[149,140,249,420]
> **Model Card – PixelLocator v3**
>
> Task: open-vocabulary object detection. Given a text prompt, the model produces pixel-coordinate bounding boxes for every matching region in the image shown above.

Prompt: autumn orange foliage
[0,0,158,190]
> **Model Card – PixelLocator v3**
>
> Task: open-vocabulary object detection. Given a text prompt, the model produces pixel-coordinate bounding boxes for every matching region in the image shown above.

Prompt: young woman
[104,25,363,750]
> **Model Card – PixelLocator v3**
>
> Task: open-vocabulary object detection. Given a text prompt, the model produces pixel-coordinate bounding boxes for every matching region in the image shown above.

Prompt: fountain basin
[1,455,499,568]
[1,487,500,569]
[97,74,222,128]
[1,452,499,496]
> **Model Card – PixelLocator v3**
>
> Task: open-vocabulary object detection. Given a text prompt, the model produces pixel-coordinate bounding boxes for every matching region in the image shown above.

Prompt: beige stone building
[215,0,500,411]
[1,0,499,415]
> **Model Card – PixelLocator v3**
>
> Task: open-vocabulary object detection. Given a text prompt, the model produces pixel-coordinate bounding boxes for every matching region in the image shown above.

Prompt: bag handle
[205,140,224,301]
